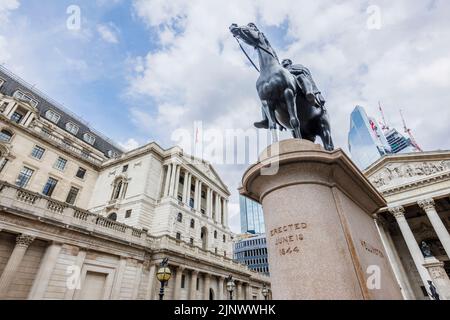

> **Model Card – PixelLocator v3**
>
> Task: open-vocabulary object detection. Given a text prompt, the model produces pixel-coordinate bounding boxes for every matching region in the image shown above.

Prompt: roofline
[0,65,124,153]
[364,149,450,175]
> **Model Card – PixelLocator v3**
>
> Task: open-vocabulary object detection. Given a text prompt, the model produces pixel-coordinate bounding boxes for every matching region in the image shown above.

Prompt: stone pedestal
[423,256,450,300]
[240,140,402,300]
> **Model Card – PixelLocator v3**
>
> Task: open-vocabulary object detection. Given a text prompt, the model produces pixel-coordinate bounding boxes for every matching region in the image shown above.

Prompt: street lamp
[156,258,171,300]
[262,284,269,300]
[226,275,236,300]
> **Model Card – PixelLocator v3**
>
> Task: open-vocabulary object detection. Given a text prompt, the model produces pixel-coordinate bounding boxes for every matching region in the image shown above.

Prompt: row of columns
[163,162,228,226]
[388,198,450,298]
[170,265,253,300]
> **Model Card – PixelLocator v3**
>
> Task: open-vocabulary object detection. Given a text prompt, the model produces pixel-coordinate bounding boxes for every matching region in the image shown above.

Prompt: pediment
[183,156,230,194]
[367,159,450,189]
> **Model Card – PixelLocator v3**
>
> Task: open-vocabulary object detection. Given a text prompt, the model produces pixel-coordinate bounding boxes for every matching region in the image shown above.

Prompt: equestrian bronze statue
[230,23,334,151]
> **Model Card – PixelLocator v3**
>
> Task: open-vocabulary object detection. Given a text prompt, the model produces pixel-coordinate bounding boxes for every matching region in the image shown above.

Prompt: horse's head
[229,22,264,48]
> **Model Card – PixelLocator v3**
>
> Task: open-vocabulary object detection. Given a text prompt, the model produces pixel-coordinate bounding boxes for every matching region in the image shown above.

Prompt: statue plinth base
[240,139,402,300]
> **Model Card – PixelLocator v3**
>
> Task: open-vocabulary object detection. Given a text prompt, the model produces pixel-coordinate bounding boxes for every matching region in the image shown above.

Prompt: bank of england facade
[0,68,270,300]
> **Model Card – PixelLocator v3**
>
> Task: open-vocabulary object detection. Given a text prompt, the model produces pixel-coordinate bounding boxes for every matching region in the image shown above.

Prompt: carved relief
[370,161,449,188]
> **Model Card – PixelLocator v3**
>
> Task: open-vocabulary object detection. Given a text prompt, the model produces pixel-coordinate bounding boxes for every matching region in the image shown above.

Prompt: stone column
[182,172,189,204]
[0,234,35,298]
[190,270,199,300]
[374,216,415,300]
[197,182,203,212]
[203,273,210,300]
[173,266,185,300]
[423,256,450,300]
[28,242,62,299]
[168,163,178,197]
[206,188,212,218]
[145,263,157,300]
[193,179,199,210]
[418,199,450,259]
[163,164,172,197]
[389,206,432,291]
[173,165,181,198]
[223,200,228,227]
[236,281,242,300]
[218,276,225,300]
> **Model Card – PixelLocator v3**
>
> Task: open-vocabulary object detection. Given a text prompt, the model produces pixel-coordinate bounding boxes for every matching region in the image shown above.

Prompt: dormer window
[0,78,4,88]
[83,133,96,145]
[45,110,61,124]
[65,122,79,135]
[107,150,118,159]
[13,90,38,108]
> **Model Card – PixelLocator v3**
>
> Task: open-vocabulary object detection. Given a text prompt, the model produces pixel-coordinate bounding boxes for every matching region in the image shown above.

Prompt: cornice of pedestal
[239,139,386,216]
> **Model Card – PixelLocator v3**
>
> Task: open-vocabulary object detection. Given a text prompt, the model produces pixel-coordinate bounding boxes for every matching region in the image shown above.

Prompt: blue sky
[1,0,450,232]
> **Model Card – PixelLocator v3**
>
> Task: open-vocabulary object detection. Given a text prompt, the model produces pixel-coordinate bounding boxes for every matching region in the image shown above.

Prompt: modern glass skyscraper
[240,195,265,234]
[348,106,391,170]
[385,129,417,154]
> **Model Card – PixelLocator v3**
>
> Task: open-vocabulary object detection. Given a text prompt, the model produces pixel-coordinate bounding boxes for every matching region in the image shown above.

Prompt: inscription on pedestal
[270,223,308,257]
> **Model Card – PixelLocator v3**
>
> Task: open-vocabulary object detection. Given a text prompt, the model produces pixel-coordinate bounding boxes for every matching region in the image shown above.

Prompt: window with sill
[31,145,45,160]
[190,219,195,228]
[54,157,67,171]
[0,129,13,142]
[65,186,79,205]
[16,167,34,188]
[111,177,128,200]
[190,238,194,245]
[65,122,79,135]
[177,212,183,223]
[83,133,96,145]
[76,167,86,179]
[0,158,8,173]
[42,177,58,197]
[13,90,38,108]
[214,231,218,239]
[45,110,61,124]
[125,209,132,219]
[176,232,181,240]
[10,111,25,124]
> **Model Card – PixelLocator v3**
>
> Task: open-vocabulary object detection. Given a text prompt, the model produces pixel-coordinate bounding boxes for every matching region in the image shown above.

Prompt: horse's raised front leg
[262,100,279,143]
[284,88,302,139]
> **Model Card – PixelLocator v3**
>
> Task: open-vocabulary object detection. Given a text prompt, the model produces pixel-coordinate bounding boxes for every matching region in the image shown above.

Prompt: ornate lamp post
[262,284,269,300]
[156,258,171,300]
[226,275,236,300]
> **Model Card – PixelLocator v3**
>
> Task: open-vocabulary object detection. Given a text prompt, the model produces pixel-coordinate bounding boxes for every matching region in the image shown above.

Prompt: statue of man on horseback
[230,22,334,151]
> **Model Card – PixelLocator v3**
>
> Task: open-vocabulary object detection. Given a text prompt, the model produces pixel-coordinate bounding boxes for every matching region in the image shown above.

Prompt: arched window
[214,231,218,239]
[0,129,13,142]
[223,235,226,243]
[107,212,117,221]
[190,219,195,228]
[177,212,183,222]
[111,177,128,200]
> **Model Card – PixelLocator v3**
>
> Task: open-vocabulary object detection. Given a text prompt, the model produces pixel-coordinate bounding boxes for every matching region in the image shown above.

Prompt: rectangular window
[122,165,129,173]
[0,158,8,173]
[31,145,45,160]
[16,167,34,188]
[176,232,181,240]
[125,209,132,219]
[190,238,194,245]
[54,157,67,171]
[181,275,185,289]
[65,186,79,205]
[42,177,58,196]
[45,110,61,124]
[65,122,79,135]
[76,167,86,179]
[11,111,24,124]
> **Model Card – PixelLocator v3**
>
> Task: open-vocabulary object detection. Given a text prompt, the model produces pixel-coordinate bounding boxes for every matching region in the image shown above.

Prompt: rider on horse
[254,59,325,129]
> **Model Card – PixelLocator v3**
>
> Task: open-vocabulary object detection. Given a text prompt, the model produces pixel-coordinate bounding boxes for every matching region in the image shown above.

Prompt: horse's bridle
[233,26,278,73]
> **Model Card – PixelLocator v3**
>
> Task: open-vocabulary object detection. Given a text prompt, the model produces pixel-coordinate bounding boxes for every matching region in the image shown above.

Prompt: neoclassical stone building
[0,67,269,300]
[366,151,450,300]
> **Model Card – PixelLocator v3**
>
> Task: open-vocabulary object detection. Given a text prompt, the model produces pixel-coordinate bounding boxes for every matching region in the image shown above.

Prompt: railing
[0,182,147,246]
[36,128,103,166]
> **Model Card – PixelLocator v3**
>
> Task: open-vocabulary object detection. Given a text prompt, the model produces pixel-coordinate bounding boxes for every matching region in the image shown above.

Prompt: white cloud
[97,23,120,44]
[119,138,141,151]
[0,0,19,25]
[129,0,450,233]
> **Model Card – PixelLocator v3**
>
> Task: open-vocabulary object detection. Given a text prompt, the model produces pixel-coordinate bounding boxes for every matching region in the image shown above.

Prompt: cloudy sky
[1,0,449,233]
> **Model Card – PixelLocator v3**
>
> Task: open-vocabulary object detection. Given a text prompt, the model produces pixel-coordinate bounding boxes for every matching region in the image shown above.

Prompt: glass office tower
[385,128,417,154]
[348,106,391,170]
[240,195,265,235]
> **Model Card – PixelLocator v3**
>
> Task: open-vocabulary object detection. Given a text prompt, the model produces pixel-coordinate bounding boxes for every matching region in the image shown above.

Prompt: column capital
[418,198,435,211]
[16,234,35,248]
[388,206,405,219]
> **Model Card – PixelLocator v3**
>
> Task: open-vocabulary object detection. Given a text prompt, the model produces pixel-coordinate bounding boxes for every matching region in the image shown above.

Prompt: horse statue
[229,22,334,151]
